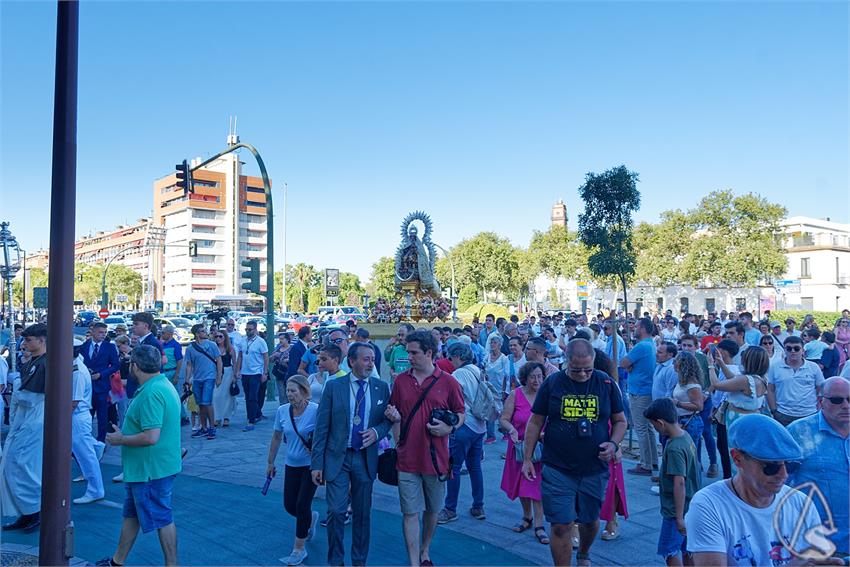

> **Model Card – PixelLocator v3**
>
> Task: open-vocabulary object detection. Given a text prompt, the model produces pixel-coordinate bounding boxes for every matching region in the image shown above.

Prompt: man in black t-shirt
[522,338,627,567]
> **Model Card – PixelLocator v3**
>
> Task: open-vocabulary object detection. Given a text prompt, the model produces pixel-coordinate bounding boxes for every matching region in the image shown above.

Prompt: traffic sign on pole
[98,308,110,319]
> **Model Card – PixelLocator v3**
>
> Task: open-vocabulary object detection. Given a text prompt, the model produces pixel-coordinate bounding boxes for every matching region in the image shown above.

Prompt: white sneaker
[112,472,124,483]
[306,510,319,541]
[73,494,104,505]
[73,475,86,482]
[279,549,307,566]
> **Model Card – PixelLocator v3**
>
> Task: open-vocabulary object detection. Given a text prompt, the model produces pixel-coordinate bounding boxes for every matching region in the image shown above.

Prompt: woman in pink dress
[499,362,549,544]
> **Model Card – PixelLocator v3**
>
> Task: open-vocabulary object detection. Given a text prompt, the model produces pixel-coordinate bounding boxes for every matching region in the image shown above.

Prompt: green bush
[768,310,844,330]
[461,302,511,321]
[457,286,479,312]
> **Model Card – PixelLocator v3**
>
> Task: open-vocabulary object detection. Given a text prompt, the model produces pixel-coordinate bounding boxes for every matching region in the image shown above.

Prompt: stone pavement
[1,391,720,565]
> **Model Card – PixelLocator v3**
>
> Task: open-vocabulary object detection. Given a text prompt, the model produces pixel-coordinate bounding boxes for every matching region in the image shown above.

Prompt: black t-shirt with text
[531,369,624,476]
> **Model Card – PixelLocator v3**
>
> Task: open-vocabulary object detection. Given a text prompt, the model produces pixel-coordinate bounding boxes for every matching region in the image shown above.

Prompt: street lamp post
[282,182,287,313]
[0,222,22,374]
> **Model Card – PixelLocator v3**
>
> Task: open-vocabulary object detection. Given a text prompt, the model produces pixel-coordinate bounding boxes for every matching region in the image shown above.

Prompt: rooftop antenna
[227,115,239,146]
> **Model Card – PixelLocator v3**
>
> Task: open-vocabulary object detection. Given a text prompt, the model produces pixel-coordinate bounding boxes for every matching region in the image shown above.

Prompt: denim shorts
[541,465,609,525]
[657,516,688,558]
[123,475,176,533]
[192,379,215,406]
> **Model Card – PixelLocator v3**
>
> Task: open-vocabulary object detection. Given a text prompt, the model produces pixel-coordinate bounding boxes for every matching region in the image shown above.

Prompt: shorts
[398,471,445,515]
[657,517,688,558]
[192,379,215,406]
[122,475,176,533]
[541,465,608,525]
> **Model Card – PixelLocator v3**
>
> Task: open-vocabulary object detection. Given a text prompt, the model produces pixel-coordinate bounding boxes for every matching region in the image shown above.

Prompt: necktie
[350,380,367,450]
[92,343,100,359]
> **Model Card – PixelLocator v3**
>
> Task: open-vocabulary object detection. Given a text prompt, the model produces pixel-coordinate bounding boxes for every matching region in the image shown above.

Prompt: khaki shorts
[398,471,445,515]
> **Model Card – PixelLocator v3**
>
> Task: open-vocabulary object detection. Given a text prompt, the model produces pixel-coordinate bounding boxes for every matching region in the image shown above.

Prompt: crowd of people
[0,306,848,567]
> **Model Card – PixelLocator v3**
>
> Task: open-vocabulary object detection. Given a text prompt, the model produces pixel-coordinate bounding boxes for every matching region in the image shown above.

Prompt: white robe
[0,382,44,517]
[72,356,104,499]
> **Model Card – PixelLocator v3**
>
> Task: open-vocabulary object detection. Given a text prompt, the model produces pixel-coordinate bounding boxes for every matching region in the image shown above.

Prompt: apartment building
[153,151,270,311]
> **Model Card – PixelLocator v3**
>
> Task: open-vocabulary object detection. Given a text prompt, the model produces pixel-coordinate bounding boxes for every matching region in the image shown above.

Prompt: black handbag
[229,380,240,396]
[377,375,441,486]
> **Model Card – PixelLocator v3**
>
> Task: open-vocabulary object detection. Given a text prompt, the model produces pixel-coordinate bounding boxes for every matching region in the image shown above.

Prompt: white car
[103,316,127,333]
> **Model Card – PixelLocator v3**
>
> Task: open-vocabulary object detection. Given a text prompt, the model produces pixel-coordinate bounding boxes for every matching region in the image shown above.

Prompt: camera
[430,408,459,428]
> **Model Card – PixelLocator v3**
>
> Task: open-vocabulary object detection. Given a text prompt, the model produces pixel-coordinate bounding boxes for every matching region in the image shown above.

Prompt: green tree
[439,232,520,303]
[367,256,396,299]
[577,165,641,314]
[527,226,588,281]
[105,264,142,306]
[339,272,365,306]
[12,267,48,306]
[287,263,320,313]
[457,285,479,311]
[307,287,324,313]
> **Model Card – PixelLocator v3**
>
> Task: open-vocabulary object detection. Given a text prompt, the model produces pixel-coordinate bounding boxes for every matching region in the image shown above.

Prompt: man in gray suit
[311,343,392,566]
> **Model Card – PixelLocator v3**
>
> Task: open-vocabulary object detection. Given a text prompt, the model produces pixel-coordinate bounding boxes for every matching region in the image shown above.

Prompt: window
[192,226,218,234]
[801,297,814,311]
[801,257,811,279]
[656,297,664,311]
[192,179,219,189]
[192,209,219,220]
[243,214,264,224]
[705,298,716,313]
[246,200,265,208]
[679,297,689,314]
[735,298,746,311]
[197,240,215,248]
[246,186,264,194]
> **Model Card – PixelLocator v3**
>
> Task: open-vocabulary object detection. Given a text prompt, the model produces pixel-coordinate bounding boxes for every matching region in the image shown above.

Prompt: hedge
[767,310,844,330]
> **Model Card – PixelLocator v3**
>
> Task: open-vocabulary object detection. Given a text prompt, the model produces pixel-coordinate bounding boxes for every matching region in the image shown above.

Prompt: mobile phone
[709,343,718,357]
[261,474,273,495]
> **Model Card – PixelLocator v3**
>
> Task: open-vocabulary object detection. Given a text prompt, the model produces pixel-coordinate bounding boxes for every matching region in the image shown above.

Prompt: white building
[153,150,270,311]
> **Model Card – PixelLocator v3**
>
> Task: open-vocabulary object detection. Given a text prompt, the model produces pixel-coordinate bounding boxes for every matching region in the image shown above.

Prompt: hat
[770,321,781,328]
[785,317,796,324]
[728,414,802,461]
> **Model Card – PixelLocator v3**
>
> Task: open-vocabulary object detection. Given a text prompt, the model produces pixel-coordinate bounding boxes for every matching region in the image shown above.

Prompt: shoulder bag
[378,374,441,486]
[289,404,313,450]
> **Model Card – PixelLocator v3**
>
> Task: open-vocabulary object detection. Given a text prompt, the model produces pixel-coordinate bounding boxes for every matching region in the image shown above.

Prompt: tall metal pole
[21,250,27,324]
[40,1,78,563]
[282,182,287,313]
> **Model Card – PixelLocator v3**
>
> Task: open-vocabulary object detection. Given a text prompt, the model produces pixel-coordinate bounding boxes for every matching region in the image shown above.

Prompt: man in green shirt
[384,323,415,380]
[100,345,182,567]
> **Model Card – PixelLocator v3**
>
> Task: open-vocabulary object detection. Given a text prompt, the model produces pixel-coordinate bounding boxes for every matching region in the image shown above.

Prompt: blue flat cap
[728,414,802,461]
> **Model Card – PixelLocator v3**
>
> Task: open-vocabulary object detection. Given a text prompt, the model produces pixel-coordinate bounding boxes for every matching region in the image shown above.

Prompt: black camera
[430,408,459,427]
[577,417,592,438]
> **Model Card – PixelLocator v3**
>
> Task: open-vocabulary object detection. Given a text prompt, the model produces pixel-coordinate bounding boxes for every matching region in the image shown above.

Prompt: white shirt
[72,354,93,415]
[229,330,246,355]
[768,360,825,417]
[241,335,269,375]
[686,481,821,565]
[89,340,104,359]
[347,373,372,448]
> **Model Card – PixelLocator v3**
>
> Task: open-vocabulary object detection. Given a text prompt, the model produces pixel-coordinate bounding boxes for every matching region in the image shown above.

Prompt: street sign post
[98,308,109,319]
[116,294,128,303]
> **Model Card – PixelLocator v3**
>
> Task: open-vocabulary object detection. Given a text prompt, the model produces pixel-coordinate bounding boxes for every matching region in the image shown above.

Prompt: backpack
[460,365,502,422]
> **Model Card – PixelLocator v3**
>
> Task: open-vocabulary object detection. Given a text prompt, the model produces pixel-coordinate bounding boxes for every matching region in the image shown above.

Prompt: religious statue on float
[394,211,441,296]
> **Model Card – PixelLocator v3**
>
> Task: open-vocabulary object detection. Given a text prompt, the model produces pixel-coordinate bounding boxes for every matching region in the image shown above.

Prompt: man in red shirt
[385,331,465,567]
[699,321,722,352]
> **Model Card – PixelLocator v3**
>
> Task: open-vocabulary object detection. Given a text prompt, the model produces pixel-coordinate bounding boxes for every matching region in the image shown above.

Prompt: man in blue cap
[686,413,843,566]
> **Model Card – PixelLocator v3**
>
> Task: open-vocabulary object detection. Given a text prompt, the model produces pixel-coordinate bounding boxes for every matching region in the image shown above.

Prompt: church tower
[551,200,567,228]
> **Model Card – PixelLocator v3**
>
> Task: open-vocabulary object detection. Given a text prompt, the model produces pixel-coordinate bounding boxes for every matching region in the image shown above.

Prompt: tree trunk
[620,273,628,319]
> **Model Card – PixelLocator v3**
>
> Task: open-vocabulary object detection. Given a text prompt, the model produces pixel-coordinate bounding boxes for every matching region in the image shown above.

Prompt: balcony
[791,235,815,247]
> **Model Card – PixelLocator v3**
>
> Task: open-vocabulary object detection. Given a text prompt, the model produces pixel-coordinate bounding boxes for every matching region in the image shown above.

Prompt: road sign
[33,287,48,309]
[775,279,801,293]
[116,294,128,303]
[325,268,339,294]
[577,281,588,299]
[98,308,110,319]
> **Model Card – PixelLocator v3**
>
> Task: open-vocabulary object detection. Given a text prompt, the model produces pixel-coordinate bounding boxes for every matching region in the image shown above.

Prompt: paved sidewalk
[2,393,720,565]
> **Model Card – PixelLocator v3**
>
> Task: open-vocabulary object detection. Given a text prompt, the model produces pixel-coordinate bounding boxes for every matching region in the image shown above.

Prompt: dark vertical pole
[22,252,27,324]
[40,0,78,564]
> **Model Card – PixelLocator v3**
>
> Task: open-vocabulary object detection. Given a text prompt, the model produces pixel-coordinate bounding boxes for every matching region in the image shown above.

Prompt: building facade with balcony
[154,151,269,311]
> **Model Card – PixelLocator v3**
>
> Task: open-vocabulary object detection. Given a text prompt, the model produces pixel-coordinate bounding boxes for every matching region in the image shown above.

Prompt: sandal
[601,521,619,541]
[512,517,533,533]
[576,552,591,566]
[534,526,550,545]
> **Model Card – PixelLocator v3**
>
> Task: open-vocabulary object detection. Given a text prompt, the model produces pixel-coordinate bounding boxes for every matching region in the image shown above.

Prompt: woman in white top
[708,345,770,477]
[267,375,320,566]
[483,332,510,443]
[670,351,705,451]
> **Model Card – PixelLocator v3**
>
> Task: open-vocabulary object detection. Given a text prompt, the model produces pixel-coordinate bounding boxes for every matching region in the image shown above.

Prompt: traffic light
[241,258,260,294]
[175,160,193,194]
[188,240,198,257]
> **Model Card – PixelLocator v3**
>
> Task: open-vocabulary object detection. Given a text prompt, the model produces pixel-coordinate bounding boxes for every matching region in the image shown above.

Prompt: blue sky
[2,1,848,281]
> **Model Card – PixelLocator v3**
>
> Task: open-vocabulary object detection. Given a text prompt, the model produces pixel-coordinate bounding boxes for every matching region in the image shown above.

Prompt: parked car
[103,316,127,333]
[74,310,97,327]
[153,317,193,345]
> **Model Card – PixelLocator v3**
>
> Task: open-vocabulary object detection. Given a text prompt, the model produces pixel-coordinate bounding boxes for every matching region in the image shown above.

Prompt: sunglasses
[785,346,802,352]
[825,396,850,405]
[741,452,799,476]
[760,341,773,346]
[567,367,594,375]
[330,338,345,344]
